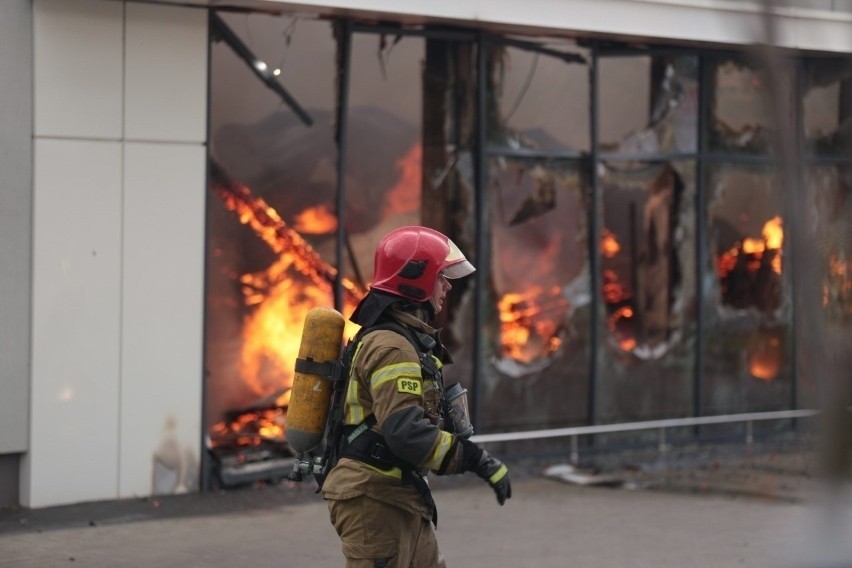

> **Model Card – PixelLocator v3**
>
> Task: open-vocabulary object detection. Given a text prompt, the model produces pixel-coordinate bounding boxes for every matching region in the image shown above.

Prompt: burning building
[5,0,852,507]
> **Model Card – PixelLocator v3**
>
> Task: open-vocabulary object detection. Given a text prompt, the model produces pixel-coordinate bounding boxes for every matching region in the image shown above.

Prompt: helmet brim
[443,259,476,279]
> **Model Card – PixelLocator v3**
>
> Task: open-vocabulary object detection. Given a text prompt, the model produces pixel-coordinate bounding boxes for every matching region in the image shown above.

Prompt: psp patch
[397,378,422,396]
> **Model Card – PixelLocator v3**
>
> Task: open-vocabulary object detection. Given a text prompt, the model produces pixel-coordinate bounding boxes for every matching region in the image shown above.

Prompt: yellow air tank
[285,307,346,456]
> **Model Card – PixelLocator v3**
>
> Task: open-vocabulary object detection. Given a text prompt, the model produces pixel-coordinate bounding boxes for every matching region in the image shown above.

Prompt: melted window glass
[702,164,793,414]
[486,40,589,152]
[807,166,852,326]
[802,59,852,157]
[596,161,696,422]
[708,59,775,155]
[598,56,698,155]
[345,34,480,393]
[206,15,338,450]
[481,158,590,431]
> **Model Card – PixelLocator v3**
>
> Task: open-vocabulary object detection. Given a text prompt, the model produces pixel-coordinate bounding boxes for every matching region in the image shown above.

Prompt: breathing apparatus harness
[310,319,447,524]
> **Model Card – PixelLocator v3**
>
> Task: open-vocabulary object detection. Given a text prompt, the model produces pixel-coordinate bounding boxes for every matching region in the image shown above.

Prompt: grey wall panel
[0,454,21,506]
[0,0,33,454]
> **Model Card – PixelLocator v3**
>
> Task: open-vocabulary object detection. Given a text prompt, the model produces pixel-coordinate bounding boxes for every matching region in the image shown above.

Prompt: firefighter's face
[430,272,452,314]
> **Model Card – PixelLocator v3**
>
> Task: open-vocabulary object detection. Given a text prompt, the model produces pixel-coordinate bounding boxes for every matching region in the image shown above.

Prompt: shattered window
[481,158,590,431]
[597,161,697,422]
[708,58,777,155]
[802,58,852,157]
[702,164,793,414]
[342,34,426,303]
[807,166,852,327]
[598,55,698,154]
[802,165,852,409]
[486,40,589,152]
[205,15,338,453]
[344,33,479,381]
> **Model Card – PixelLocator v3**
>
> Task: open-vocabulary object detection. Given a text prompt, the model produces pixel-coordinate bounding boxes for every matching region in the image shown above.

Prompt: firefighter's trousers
[327,495,447,568]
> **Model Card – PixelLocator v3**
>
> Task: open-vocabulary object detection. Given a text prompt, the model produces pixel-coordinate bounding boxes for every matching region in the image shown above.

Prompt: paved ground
[1,441,850,568]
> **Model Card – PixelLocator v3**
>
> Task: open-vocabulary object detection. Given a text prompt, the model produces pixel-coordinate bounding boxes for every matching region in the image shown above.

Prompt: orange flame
[717,216,784,279]
[210,407,287,449]
[211,170,366,446]
[383,144,422,217]
[606,305,636,351]
[497,286,567,363]
[747,331,784,382]
[240,267,335,397]
[823,254,852,316]
[763,216,783,250]
[293,204,338,235]
[602,269,630,305]
[599,227,640,354]
[214,177,365,306]
[600,229,621,259]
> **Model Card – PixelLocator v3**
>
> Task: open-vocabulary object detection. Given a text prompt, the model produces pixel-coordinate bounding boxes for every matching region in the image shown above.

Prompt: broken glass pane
[344,33,479,389]
[708,58,777,155]
[702,164,793,414]
[596,160,697,423]
[806,165,852,327]
[480,157,590,431]
[486,40,589,152]
[205,15,338,445]
[802,58,852,156]
[599,56,698,154]
[420,38,479,363]
[342,33,425,299]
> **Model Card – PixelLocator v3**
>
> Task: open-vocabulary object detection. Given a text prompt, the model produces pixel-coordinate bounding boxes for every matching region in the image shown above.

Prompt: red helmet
[371,226,475,302]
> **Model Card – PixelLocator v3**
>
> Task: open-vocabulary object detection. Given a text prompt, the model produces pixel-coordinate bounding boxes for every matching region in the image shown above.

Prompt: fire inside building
[200,13,852,487]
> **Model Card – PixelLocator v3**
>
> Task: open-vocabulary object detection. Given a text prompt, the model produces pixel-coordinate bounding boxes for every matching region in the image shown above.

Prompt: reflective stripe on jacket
[320,309,466,518]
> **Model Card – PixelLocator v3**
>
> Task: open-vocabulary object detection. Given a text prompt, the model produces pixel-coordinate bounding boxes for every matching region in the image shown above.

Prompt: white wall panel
[125,3,208,143]
[119,142,206,498]
[33,0,123,139]
[24,139,122,508]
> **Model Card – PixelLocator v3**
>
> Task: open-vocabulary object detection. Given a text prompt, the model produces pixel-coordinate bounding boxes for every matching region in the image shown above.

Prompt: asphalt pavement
[1,443,849,568]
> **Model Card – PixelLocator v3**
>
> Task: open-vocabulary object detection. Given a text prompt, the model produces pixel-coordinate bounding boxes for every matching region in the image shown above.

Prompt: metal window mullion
[588,43,601,427]
[694,54,709,431]
[790,57,805,415]
[804,154,852,164]
[472,31,489,430]
[334,20,353,312]
[200,8,215,492]
[599,151,698,162]
[486,146,586,160]
[703,152,775,165]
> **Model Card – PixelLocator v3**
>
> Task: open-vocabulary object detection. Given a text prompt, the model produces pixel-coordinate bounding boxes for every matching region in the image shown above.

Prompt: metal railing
[470,409,818,464]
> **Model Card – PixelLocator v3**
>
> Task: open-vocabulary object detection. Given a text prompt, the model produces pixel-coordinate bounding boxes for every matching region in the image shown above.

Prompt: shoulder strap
[359,322,442,381]
[314,320,439,490]
[360,321,436,356]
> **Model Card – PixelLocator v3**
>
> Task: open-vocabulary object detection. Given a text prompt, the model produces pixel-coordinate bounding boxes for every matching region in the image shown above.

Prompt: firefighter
[321,225,512,567]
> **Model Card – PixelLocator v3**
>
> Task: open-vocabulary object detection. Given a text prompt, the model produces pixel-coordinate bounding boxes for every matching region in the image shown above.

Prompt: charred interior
[202,14,852,487]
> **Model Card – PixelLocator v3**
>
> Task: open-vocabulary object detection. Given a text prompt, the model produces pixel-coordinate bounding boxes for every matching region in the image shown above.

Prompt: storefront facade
[2,0,850,508]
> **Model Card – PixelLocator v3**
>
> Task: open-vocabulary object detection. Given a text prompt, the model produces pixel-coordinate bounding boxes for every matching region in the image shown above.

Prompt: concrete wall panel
[25,138,122,508]
[33,0,123,139]
[119,142,206,498]
[125,2,208,143]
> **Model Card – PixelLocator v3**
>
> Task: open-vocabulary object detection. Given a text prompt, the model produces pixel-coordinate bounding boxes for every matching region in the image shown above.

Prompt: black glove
[460,439,512,505]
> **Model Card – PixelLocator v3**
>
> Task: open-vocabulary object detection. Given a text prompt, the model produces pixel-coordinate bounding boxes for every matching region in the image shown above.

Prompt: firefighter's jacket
[320,308,468,519]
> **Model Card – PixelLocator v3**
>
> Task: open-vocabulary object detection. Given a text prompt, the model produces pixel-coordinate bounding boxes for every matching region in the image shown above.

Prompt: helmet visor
[442,258,476,279]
